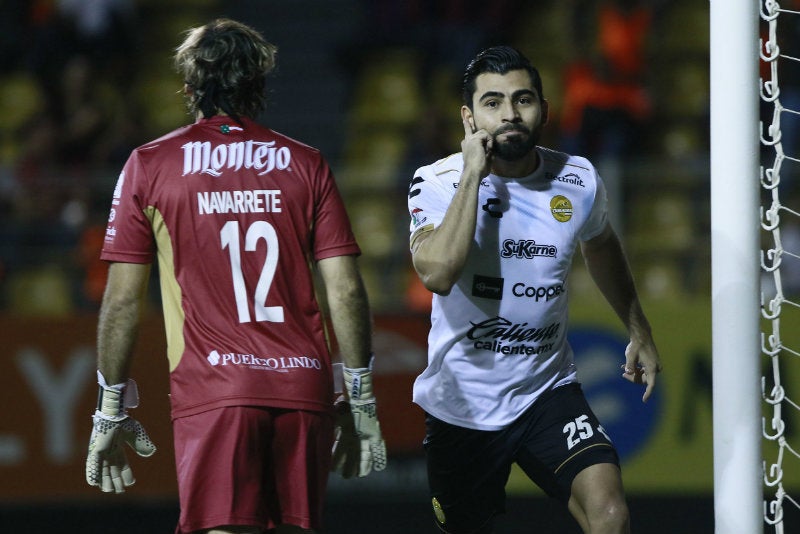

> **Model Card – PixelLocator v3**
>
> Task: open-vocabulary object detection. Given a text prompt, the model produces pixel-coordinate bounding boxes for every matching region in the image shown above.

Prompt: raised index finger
[463,117,475,136]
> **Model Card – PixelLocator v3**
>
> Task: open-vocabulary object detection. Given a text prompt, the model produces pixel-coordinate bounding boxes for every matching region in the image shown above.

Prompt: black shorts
[423,383,619,534]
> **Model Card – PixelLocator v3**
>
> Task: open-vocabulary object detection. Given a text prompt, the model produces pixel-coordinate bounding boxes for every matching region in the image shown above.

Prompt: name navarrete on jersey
[182,140,291,177]
[197,189,282,215]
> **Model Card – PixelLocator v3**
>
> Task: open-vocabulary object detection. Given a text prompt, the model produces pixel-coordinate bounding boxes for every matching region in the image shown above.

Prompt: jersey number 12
[220,220,285,324]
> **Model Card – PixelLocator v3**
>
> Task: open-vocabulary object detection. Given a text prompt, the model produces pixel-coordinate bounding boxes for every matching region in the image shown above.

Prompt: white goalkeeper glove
[331,363,387,477]
[86,371,156,493]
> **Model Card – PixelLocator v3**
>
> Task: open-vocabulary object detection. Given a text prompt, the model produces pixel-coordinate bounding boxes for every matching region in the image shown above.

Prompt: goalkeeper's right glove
[331,363,387,477]
[85,371,156,493]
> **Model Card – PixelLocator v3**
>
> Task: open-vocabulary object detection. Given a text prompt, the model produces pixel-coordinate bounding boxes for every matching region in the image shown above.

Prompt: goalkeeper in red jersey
[84,18,385,534]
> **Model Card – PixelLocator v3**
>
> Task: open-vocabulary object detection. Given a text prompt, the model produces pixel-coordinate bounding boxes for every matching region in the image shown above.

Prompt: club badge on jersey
[220,124,243,134]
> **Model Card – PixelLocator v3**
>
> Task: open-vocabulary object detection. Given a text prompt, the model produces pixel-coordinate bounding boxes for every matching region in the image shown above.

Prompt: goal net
[761,1,800,533]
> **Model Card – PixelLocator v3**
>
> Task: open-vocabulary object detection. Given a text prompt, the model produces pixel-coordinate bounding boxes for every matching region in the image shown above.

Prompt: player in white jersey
[408,46,661,534]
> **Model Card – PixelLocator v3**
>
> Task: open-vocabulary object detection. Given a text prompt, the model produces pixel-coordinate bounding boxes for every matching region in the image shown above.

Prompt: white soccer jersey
[408,147,609,430]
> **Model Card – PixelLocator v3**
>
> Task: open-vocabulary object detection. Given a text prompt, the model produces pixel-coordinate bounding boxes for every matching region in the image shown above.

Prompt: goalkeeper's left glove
[331,363,387,477]
[86,371,156,493]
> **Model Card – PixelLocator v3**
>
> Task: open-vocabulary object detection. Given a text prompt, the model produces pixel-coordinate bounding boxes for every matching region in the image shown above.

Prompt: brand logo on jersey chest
[472,275,504,300]
[501,239,557,259]
[182,140,291,177]
[547,172,585,188]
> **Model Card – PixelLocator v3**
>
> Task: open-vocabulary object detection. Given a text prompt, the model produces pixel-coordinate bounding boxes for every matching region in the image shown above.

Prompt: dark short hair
[461,46,544,108]
[175,18,277,122]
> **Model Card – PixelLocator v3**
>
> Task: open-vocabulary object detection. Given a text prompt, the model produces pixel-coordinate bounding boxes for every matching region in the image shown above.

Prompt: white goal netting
[761,1,800,532]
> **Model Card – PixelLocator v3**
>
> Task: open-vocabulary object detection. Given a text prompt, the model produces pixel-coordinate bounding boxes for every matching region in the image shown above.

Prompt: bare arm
[317,255,372,369]
[580,223,645,331]
[411,117,492,295]
[320,254,387,476]
[87,261,155,493]
[97,262,151,384]
[580,223,662,401]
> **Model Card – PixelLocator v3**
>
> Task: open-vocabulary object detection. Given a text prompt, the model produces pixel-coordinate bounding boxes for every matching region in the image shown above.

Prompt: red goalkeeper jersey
[101,115,360,418]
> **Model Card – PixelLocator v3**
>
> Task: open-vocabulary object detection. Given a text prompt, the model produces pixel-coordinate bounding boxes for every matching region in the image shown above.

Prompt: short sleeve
[407,163,457,249]
[578,171,609,242]
[100,151,156,263]
[312,158,361,261]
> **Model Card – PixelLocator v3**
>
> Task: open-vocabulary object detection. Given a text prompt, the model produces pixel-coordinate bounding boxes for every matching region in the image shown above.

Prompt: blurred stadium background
[1,0,789,532]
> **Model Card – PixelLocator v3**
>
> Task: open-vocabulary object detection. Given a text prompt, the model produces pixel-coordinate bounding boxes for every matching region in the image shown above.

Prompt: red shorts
[172,406,334,533]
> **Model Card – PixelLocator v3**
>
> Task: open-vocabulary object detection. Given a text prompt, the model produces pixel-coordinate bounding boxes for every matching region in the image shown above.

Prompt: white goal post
[710,0,763,533]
